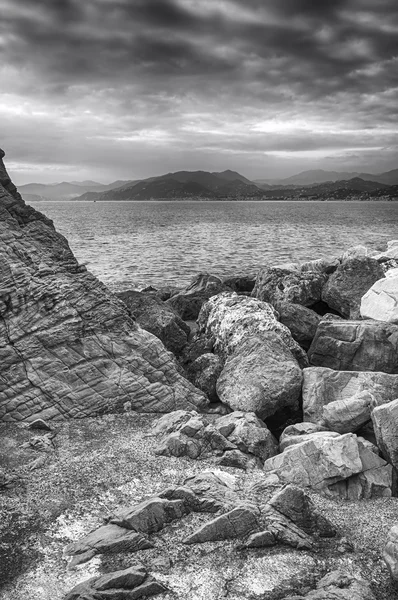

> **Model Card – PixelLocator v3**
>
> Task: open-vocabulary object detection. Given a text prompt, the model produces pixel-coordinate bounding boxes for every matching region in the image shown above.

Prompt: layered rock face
[0,149,207,421]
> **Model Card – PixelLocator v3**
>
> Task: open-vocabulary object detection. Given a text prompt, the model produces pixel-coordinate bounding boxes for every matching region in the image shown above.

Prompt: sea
[29,200,398,292]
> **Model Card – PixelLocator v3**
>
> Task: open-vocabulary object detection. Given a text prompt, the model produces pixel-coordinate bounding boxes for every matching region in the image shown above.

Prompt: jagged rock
[152,410,198,436]
[374,240,398,261]
[308,320,398,373]
[216,333,303,419]
[360,275,398,323]
[65,566,167,600]
[164,470,238,512]
[321,256,384,319]
[117,290,190,354]
[187,353,223,401]
[372,398,398,469]
[196,292,307,365]
[64,523,153,561]
[268,485,336,537]
[244,510,314,551]
[321,391,373,434]
[284,569,376,599]
[27,418,52,431]
[222,274,256,293]
[383,525,398,583]
[165,273,231,320]
[252,265,327,307]
[110,497,189,533]
[280,431,340,452]
[263,432,392,498]
[183,505,260,544]
[0,149,207,421]
[302,367,398,425]
[276,302,321,349]
[214,411,278,461]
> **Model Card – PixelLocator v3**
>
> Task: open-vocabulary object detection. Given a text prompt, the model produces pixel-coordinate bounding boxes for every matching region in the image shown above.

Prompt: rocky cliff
[0,149,207,421]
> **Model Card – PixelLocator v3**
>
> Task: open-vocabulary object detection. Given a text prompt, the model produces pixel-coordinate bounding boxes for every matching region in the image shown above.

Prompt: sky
[1,0,398,184]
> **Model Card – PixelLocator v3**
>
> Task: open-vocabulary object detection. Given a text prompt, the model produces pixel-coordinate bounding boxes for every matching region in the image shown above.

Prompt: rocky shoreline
[1,146,398,599]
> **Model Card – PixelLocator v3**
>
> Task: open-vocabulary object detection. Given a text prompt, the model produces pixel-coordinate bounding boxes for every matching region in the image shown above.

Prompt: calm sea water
[30,200,398,292]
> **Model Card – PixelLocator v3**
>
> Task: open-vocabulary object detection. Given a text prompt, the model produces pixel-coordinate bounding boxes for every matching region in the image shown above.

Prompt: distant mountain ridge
[19,179,133,200]
[256,168,398,186]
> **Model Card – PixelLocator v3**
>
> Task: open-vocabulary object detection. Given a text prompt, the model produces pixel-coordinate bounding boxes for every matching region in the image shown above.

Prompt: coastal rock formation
[302,367,398,425]
[372,399,398,469]
[263,432,392,499]
[308,320,398,373]
[252,265,327,307]
[360,275,398,323]
[117,289,190,355]
[0,148,207,421]
[321,256,384,319]
[166,273,231,320]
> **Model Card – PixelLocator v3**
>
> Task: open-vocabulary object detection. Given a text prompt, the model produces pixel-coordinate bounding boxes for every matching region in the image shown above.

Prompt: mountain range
[18,167,398,202]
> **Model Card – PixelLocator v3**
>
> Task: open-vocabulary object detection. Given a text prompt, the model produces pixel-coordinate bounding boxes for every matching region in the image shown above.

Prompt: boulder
[165,273,230,320]
[65,566,167,600]
[183,505,260,544]
[0,149,207,421]
[360,275,398,323]
[279,422,331,451]
[110,497,188,533]
[374,239,398,261]
[268,485,336,537]
[214,411,278,461]
[383,525,398,583]
[217,449,262,470]
[263,432,392,498]
[280,429,340,452]
[371,398,398,469]
[187,353,223,401]
[308,319,398,373]
[216,333,303,419]
[302,367,398,425]
[321,256,384,319]
[252,265,327,307]
[321,391,373,434]
[117,290,190,354]
[276,302,321,349]
[197,292,306,364]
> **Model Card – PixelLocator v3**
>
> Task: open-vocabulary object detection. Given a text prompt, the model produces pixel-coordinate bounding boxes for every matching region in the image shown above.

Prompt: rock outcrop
[371,398,398,470]
[0,149,207,421]
[308,319,398,373]
[252,265,327,307]
[284,570,376,600]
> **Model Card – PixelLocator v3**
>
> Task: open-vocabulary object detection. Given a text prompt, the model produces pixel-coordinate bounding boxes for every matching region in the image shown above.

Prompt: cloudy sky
[1,0,398,184]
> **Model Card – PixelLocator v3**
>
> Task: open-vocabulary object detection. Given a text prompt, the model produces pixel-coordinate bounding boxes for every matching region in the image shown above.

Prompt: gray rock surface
[214,411,278,461]
[360,275,398,323]
[303,367,398,425]
[308,319,398,373]
[284,569,376,599]
[0,149,207,421]
[321,391,374,434]
[321,256,384,319]
[276,302,321,349]
[263,432,392,498]
[187,352,223,401]
[117,289,190,354]
[371,398,398,469]
[252,265,327,307]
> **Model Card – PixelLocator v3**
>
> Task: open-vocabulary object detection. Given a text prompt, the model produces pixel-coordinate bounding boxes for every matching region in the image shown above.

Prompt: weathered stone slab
[360,275,398,323]
[308,319,398,373]
[372,398,398,469]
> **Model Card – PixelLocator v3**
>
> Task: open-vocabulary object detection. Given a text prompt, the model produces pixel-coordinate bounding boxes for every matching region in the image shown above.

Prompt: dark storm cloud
[1,0,398,181]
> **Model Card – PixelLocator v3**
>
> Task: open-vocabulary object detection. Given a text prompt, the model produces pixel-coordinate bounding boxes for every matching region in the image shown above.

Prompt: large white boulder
[360,275,398,323]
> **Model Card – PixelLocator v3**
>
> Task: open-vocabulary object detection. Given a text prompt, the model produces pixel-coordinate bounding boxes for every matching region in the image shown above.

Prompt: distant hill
[77,170,263,201]
[19,179,133,201]
[258,168,398,186]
